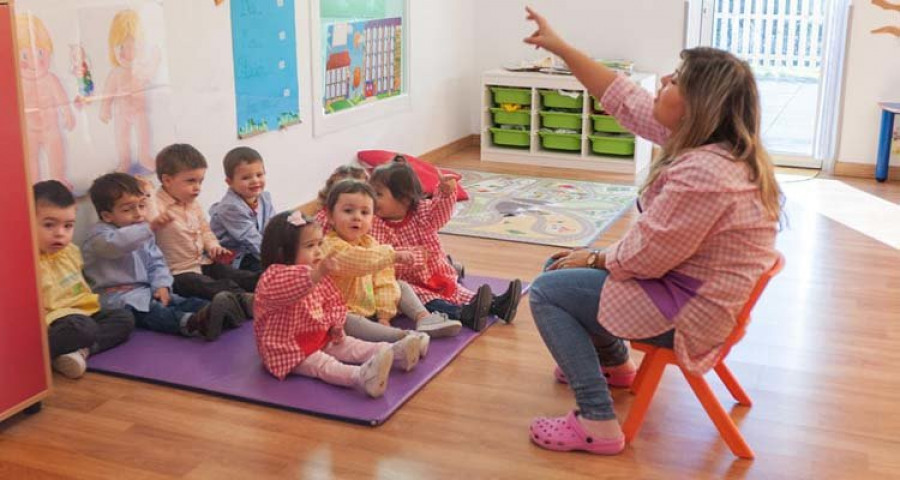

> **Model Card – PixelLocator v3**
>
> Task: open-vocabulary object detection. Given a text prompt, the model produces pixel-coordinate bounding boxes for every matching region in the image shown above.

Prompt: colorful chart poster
[14,0,173,194]
[323,17,402,114]
[230,0,300,138]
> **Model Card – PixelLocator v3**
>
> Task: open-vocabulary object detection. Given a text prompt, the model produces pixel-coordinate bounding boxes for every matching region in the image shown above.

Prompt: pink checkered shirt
[598,75,778,374]
[253,264,347,380]
[374,188,474,305]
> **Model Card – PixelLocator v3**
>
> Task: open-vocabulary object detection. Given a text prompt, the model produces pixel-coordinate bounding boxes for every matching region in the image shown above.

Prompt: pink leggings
[292,337,389,386]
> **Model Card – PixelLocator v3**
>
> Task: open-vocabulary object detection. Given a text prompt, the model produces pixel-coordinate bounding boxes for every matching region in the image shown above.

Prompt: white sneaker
[52,348,89,379]
[416,312,462,338]
[391,335,420,372]
[408,331,430,358]
[355,347,393,398]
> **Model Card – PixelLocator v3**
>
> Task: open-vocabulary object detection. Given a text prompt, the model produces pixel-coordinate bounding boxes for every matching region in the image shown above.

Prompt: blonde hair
[108,9,143,66]
[643,47,782,221]
[16,14,53,53]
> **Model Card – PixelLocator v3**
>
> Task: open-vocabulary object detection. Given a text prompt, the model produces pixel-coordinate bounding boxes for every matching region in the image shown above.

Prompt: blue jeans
[426,299,461,319]
[132,295,208,335]
[529,267,673,421]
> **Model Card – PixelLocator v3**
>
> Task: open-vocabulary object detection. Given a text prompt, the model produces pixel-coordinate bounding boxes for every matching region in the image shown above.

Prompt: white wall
[837,2,900,165]
[162,0,477,211]
[470,1,685,130]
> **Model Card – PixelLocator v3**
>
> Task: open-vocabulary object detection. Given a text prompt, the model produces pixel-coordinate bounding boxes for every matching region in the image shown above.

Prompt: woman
[523,7,781,455]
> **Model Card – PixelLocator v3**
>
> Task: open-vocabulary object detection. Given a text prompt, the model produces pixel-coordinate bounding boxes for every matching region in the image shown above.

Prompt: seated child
[209,147,275,273]
[314,163,465,278]
[33,180,135,379]
[254,211,421,397]
[321,179,462,337]
[147,143,258,308]
[370,158,523,329]
[82,173,249,341]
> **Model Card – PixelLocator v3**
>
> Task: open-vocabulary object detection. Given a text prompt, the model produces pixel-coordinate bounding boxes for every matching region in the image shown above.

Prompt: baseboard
[834,161,900,182]
[418,135,479,164]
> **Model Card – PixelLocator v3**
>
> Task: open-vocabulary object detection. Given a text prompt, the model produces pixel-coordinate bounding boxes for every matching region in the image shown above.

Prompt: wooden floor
[3,146,900,479]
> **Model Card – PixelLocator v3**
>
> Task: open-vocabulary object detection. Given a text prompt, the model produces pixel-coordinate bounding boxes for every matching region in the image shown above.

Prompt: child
[314,163,466,278]
[254,211,421,398]
[209,147,275,273]
[82,173,249,341]
[16,14,76,186]
[322,180,462,337]
[370,158,523,330]
[33,181,134,379]
[148,144,258,307]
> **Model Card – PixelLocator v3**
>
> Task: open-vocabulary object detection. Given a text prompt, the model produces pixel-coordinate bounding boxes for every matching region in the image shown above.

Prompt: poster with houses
[323,17,401,114]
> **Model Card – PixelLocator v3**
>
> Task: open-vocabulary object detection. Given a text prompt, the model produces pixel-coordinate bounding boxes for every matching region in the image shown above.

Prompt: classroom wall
[469,0,686,131]
[162,0,477,211]
[836,3,900,165]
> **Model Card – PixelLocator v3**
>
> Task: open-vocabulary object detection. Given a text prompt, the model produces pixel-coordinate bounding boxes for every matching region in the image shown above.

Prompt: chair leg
[622,354,666,443]
[714,362,752,407]
[681,368,755,459]
[630,348,657,395]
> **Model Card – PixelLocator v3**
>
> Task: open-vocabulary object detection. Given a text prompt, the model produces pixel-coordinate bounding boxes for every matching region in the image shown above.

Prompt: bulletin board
[230,0,301,139]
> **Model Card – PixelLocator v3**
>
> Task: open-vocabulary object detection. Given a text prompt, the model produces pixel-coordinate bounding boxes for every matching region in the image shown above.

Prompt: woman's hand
[523,7,568,55]
[547,248,603,271]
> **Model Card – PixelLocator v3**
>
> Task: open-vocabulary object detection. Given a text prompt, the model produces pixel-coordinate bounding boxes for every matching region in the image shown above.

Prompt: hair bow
[287,210,307,227]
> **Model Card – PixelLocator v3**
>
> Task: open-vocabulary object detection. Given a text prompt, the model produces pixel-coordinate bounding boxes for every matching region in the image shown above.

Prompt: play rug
[441,170,637,248]
[87,275,527,426]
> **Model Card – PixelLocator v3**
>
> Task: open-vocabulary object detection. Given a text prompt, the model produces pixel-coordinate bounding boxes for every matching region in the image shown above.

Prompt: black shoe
[459,284,492,331]
[218,292,250,329]
[490,279,522,324]
[186,301,223,341]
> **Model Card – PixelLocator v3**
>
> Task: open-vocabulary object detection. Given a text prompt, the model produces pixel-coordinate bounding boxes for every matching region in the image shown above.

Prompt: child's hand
[313,252,340,280]
[328,326,345,344]
[153,287,170,306]
[208,246,231,262]
[150,210,174,231]
[437,174,458,196]
[395,250,415,265]
[136,177,154,197]
[377,315,393,326]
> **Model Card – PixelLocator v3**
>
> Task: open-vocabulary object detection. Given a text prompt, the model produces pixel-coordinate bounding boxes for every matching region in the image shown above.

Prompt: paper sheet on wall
[15,0,174,194]
[323,17,401,114]
[230,0,300,139]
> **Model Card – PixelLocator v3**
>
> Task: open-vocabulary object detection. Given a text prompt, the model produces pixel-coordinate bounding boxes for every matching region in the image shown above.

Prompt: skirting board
[834,161,900,182]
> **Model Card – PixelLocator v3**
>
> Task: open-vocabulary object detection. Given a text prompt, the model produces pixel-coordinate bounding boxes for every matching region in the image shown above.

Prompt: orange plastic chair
[621,253,785,459]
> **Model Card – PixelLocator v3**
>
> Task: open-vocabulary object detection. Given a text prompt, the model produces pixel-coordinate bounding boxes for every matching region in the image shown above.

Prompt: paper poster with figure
[230,0,300,139]
[15,0,172,193]
[323,17,402,114]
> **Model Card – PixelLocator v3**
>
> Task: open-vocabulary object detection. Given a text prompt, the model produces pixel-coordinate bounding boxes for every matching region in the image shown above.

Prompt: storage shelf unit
[481,69,657,176]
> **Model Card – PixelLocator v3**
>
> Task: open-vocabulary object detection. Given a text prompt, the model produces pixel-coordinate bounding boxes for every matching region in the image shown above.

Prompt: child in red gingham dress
[253,211,421,398]
[369,157,523,331]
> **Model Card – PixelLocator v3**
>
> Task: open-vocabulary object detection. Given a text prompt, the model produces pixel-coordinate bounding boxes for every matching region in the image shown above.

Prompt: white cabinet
[481,69,657,177]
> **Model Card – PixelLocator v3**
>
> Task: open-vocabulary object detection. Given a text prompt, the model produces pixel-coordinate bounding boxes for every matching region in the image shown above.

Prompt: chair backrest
[718,252,785,360]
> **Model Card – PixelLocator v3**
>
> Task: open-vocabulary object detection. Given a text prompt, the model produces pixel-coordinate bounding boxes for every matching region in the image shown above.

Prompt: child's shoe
[235,293,255,323]
[407,331,430,358]
[185,292,241,340]
[52,348,89,379]
[459,284,492,332]
[447,254,465,280]
[416,312,462,338]
[490,279,523,323]
[391,335,420,372]
[355,347,394,398]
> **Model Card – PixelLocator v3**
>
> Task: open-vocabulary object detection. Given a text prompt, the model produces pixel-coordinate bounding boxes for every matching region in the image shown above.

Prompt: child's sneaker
[459,284,492,332]
[407,331,430,358]
[391,335,420,372]
[355,347,394,398]
[186,292,242,340]
[416,312,462,338]
[490,279,523,323]
[52,348,89,379]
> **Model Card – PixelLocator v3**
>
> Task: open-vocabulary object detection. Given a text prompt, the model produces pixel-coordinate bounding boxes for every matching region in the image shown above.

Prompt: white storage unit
[481,69,657,177]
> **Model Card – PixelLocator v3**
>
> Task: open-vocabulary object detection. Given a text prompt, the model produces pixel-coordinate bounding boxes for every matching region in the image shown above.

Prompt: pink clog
[529,410,625,455]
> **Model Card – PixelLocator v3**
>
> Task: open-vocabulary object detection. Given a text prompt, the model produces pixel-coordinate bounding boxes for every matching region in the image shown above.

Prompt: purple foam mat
[88,275,529,426]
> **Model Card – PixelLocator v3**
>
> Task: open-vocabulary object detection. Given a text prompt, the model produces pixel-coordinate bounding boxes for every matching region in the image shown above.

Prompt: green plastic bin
[538,131,581,151]
[539,90,583,110]
[592,97,605,113]
[490,107,531,126]
[491,87,532,106]
[539,111,582,131]
[589,134,635,156]
[591,114,629,133]
[490,127,530,148]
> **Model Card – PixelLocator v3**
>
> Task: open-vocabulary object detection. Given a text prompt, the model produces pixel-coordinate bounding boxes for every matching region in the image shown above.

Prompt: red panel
[0,3,50,415]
